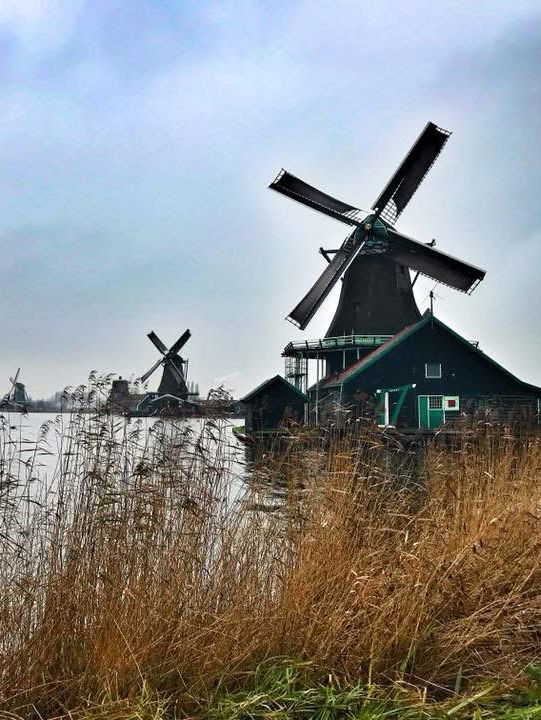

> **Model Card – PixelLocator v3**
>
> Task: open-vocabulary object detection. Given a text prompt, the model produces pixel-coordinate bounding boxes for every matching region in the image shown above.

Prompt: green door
[418,395,444,429]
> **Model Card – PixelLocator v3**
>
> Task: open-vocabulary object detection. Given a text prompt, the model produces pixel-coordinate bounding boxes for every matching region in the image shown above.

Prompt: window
[429,396,443,410]
[425,362,442,379]
[444,396,460,411]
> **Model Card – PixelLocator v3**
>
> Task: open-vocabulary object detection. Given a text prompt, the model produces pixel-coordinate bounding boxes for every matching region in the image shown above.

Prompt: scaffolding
[285,355,308,394]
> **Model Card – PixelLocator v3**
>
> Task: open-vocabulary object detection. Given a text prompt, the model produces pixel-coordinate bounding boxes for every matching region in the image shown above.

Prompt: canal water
[0,411,429,524]
[0,411,250,509]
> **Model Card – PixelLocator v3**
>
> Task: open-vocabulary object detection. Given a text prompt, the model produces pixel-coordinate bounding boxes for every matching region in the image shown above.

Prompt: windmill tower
[272,122,486,381]
[140,329,191,399]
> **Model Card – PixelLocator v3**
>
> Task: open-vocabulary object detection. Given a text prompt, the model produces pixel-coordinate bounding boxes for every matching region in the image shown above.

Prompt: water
[0,412,427,528]
[0,411,249,507]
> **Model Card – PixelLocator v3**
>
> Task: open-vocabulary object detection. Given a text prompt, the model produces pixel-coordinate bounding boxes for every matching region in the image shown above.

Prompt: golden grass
[1,385,541,717]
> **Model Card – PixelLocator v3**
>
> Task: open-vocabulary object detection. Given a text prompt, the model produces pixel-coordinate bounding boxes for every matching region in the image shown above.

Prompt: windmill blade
[169,329,191,356]
[147,331,168,355]
[386,228,485,293]
[140,357,164,384]
[270,170,363,226]
[372,122,451,224]
[10,369,20,387]
[288,230,364,329]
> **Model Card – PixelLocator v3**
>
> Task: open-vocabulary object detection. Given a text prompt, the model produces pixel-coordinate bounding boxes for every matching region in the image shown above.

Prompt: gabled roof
[241,375,308,403]
[316,312,541,395]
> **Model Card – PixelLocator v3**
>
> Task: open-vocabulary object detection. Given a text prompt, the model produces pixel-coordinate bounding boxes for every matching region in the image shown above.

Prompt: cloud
[0,0,83,54]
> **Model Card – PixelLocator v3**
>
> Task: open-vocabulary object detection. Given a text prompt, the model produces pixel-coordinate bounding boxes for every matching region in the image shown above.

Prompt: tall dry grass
[1,385,541,717]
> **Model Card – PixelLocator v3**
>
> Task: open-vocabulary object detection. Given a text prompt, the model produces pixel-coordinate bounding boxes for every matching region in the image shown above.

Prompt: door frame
[377,391,390,427]
[376,383,416,428]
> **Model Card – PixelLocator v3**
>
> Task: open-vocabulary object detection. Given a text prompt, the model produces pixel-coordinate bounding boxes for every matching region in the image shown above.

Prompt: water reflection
[241,425,429,508]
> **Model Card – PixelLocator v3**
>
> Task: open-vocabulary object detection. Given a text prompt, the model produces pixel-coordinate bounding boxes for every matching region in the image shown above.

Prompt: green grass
[68,661,541,719]
[200,662,541,720]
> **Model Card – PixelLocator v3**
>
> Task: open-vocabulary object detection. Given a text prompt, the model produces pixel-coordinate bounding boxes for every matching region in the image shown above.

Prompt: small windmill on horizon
[0,369,29,411]
[140,329,192,399]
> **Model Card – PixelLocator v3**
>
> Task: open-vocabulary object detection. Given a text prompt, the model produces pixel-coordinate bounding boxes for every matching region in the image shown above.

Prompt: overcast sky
[0,0,540,398]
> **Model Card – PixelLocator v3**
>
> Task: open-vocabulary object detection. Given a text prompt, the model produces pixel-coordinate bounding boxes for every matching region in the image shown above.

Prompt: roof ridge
[241,374,308,402]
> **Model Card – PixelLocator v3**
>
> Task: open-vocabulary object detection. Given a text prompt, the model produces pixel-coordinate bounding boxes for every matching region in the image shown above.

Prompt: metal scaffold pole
[315,353,320,426]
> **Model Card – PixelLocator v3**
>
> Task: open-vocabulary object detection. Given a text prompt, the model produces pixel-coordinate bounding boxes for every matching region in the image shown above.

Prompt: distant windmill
[269,121,486,336]
[1,368,29,409]
[139,329,191,399]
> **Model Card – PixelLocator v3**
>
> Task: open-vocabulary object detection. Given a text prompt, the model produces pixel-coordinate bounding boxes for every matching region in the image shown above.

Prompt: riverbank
[1,414,540,718]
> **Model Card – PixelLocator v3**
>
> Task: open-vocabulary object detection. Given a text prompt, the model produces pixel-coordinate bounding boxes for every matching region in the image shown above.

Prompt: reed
[1,378,541,718]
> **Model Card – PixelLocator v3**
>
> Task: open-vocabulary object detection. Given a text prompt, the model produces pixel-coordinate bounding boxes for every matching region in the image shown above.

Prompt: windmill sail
[372,122,451,224]
[385,228,485,293]
[288,230,362,329]
[169,329,191,355]
[147,331,168,354]
[140,357,164,384]
[270,170,362,226]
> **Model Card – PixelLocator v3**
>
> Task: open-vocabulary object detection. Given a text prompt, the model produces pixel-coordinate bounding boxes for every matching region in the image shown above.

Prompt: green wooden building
[310,313,541,430]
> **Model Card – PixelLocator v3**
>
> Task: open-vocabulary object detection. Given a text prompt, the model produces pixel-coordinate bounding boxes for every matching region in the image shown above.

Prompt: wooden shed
[241,375,307,433]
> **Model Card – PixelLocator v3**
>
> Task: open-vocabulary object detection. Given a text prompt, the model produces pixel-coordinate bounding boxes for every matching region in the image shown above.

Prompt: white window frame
[443,396,460,411]
[425,362,442,379]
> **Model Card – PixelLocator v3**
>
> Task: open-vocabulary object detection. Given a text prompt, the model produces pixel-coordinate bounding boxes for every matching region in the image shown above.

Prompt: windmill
[270,122,486,338]
[1,369,29,409]
[140,329,191,399]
